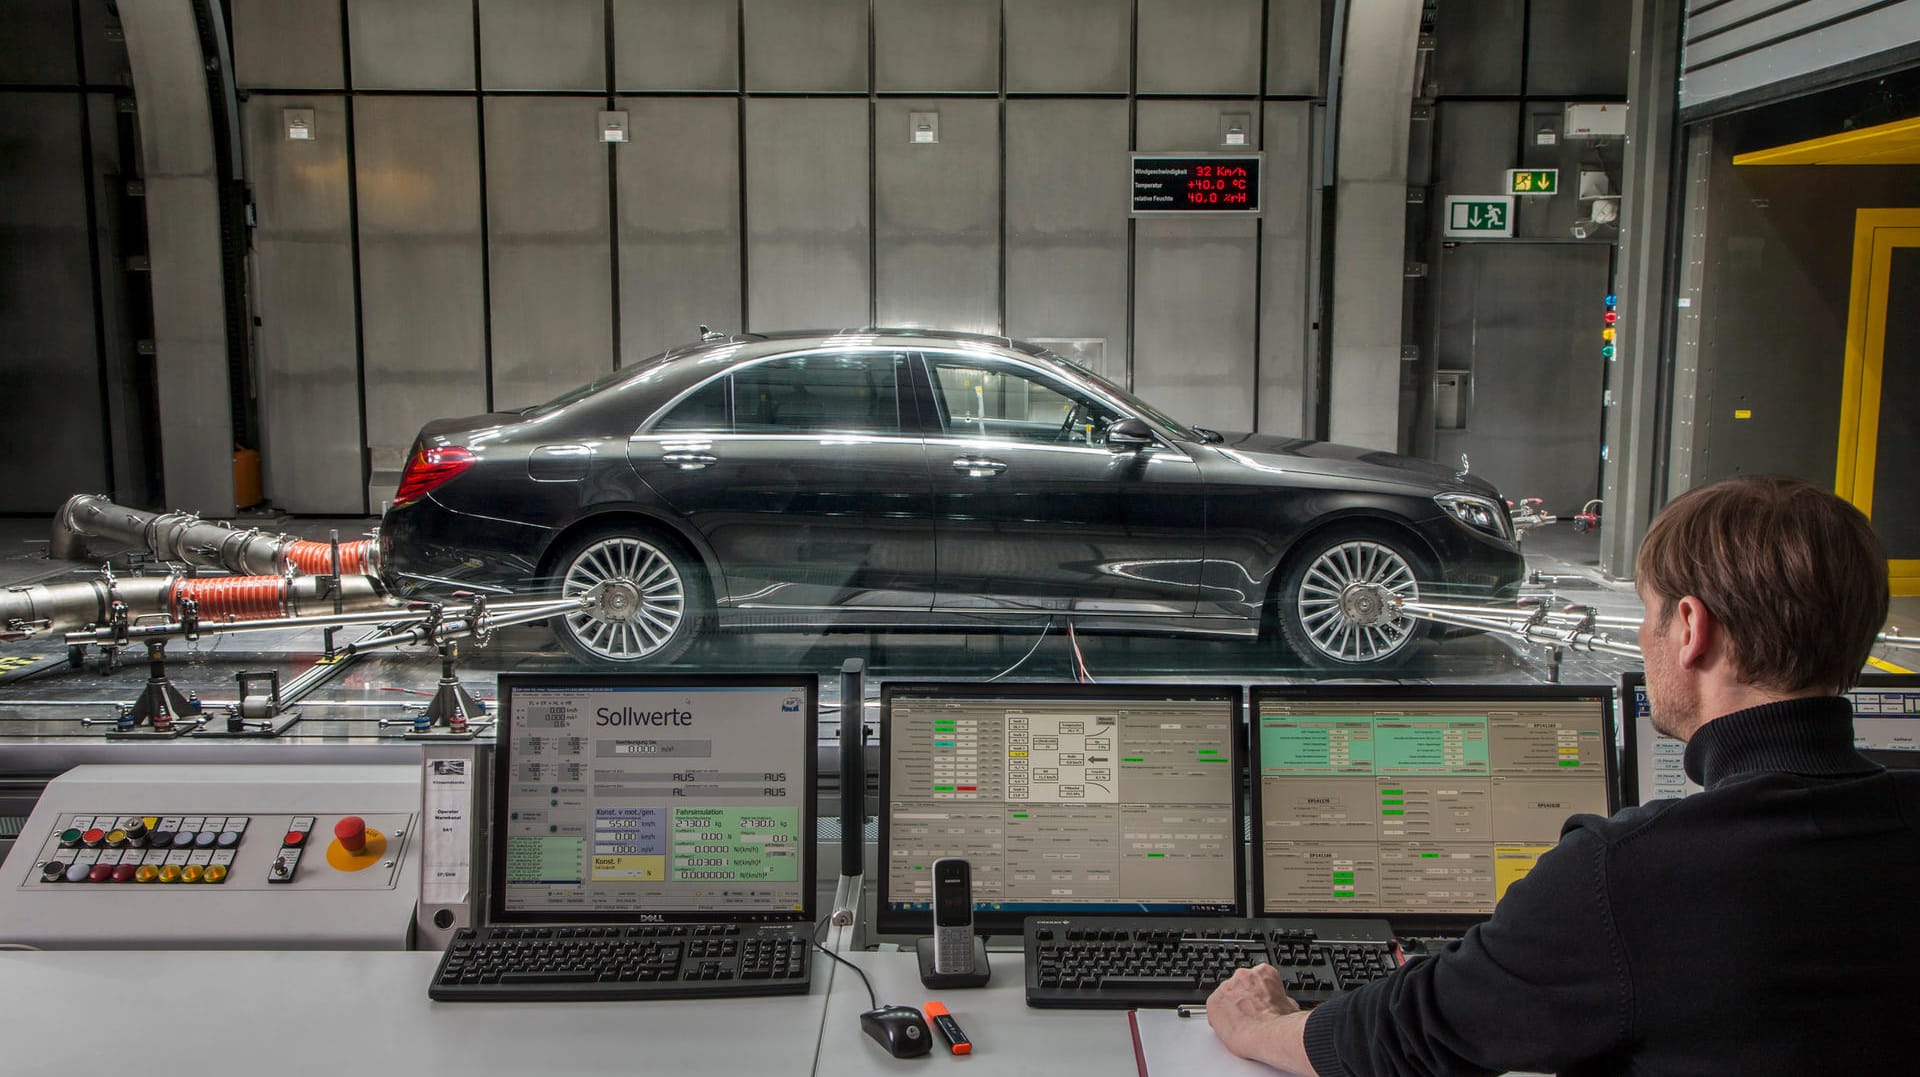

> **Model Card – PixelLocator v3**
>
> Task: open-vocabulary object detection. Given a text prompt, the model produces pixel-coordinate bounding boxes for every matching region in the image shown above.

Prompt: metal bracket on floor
[105,637,205,738]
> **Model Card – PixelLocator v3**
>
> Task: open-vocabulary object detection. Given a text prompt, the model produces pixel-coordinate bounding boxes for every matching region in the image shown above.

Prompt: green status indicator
[1382,809,1404,816]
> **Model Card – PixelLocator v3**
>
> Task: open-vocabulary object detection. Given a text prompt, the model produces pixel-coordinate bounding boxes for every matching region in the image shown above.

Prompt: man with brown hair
[1207,475,1920,1076]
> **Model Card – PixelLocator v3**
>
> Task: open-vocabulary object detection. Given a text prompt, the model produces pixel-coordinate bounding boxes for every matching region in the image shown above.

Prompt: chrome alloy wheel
[559,536,687,661]
[1294,539,1421,663]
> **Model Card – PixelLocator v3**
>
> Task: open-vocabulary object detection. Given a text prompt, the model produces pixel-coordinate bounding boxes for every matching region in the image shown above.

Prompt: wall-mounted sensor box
[599,111,629,143]
[909,111,939,144]
[1564,103,1627,138]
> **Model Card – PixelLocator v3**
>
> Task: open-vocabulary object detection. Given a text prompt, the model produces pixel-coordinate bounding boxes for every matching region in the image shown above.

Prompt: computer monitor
[488,673,817,924]
[877,682,1244,935]
[1250,684,1616,933]
[1621,670,1920,804]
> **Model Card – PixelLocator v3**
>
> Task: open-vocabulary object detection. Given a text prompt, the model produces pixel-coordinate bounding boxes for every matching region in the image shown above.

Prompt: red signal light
[1604,312,1617,325]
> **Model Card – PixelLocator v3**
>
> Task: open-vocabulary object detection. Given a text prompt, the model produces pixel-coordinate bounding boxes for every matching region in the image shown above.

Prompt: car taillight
[392,446,476,508]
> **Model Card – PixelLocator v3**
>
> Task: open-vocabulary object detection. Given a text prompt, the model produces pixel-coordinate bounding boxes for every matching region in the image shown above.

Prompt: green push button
[59,828,83,847]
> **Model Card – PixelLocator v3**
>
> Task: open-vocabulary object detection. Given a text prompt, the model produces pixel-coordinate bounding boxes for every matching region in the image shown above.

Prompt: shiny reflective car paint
[379,329,1525,667]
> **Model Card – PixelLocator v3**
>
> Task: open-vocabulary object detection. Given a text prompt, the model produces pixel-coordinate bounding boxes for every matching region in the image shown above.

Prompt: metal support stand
[414,642,483,737]
[110,638,200,738]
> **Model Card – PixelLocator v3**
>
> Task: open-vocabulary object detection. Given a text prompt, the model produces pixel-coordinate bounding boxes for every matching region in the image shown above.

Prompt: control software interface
[495,676,813,919]
[882,684,1241,928]
[1254,687,1612,918]
[1627,674,1920,802]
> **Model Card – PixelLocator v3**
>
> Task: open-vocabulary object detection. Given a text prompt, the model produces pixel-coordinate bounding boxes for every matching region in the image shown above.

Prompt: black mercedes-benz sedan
[379,329,1524,669]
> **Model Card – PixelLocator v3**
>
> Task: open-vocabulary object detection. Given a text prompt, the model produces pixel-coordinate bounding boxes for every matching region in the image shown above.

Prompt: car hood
[1204,431,1504,498]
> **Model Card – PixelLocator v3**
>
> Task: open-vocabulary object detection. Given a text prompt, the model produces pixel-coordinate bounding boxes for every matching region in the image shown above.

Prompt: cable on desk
[814,942,879,1009]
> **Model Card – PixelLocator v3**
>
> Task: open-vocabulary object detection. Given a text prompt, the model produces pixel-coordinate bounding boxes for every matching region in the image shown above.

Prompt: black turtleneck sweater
[1301,696,1920,1076]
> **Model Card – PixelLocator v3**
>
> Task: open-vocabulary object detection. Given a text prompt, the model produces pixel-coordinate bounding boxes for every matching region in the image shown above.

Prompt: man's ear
[1673,595,1715,671]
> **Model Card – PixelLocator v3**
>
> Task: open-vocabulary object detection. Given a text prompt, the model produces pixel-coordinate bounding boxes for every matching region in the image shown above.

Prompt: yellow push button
[105,828,129,848]
[157,864,182,884]
[181,865,204,884]
[135,865,159,883]
[204,864,228,885]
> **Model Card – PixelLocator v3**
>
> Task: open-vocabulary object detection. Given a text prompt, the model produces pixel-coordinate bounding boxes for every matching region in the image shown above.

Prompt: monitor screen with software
[877,682,1244,935]
[1620,671,1920,804]
[1250,684,1616,931]
[489,673,817,924]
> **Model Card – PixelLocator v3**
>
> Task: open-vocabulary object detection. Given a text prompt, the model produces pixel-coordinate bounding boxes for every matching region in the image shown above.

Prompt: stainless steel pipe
[2,572,392,637]
[52,493,381,577]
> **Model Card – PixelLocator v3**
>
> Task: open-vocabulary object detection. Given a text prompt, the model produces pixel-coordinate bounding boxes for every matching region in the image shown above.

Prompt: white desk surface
[816,949,1140,1075]
[0,949,834,1077]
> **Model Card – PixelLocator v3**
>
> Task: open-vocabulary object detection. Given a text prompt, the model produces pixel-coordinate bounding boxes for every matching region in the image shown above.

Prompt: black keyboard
[1024,915,1400,1009]
[429,922,813,1002]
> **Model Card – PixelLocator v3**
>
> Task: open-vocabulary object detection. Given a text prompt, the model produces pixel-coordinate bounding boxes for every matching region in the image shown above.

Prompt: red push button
[333,816,367,854]
[88,864,113,883]
[82,828,106,848]
[283,830,306,847]
[111,864,138,883]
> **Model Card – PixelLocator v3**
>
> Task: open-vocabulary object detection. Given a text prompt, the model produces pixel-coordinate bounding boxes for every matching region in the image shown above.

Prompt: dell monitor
[1621,670,1920,804]
[489,673,818,924]
[877,682,1244,936]
[1250,684,1616,934]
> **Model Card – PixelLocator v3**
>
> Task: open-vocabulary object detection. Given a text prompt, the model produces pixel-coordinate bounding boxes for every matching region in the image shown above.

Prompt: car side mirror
[1106,417,1154,452]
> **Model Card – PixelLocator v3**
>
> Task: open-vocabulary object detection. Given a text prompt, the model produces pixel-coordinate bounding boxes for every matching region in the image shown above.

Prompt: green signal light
[1601,345,1616,358]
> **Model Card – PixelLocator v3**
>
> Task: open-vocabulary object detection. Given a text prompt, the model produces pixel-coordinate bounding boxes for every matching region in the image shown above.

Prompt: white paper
[1132,1009,1306,1077]
[423,753,473,906]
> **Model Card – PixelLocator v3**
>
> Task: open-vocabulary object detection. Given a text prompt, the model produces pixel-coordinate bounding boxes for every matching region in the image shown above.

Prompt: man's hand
[1207,964,1313,1072]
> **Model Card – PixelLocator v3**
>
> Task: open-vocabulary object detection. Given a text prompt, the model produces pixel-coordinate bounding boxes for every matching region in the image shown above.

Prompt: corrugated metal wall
[232,0,1327,513]
[1680,0,1920,116]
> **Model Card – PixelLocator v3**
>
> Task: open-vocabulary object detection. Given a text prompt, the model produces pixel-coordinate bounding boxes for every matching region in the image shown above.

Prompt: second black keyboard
[430,922,813,1002]
[1024,915,1400,1009]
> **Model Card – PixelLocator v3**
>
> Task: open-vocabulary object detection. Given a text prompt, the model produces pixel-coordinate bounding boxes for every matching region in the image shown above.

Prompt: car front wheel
[551,528,708,666]
[1277,528,1428,669]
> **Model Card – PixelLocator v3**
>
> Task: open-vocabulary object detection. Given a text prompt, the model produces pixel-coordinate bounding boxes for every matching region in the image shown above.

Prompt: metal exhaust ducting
[1,572,393,639]
[53,494,380,577]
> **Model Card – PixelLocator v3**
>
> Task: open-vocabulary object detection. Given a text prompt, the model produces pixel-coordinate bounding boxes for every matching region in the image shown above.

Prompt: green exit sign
[1443,195,1514,238]
[1506,168,1559,195]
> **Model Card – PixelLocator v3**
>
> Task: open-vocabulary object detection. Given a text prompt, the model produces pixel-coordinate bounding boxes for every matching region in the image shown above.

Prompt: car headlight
[1435,492,1515,541]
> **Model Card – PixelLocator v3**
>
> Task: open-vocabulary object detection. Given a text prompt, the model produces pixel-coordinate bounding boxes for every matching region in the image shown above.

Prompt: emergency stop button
[333,817,367,854]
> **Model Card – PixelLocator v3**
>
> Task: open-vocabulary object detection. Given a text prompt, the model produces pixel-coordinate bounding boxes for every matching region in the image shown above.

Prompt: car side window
[651,378,731,433]
[925,354,1122,446]
[733,352,904,435]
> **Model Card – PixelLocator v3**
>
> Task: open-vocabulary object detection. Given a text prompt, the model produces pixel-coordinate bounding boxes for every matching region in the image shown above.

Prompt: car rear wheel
[1277,528,1428,669]
[551,528,708,666]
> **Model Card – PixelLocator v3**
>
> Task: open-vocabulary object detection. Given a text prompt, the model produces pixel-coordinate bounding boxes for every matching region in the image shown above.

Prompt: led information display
[1131,154,1263,216]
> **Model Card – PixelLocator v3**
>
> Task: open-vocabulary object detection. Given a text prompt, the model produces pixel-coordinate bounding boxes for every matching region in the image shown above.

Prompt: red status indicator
[1132,155,1263,216]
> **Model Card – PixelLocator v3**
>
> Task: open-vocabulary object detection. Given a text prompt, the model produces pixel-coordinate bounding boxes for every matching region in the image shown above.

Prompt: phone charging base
[916,936,992,989]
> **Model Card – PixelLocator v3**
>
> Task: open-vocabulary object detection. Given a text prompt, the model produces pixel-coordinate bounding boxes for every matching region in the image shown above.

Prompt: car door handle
[661,451,718,470]
[952,456,1008,478]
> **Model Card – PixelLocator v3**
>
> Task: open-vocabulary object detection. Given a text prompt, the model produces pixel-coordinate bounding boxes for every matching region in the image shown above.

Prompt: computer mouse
[860,1005,934,1058]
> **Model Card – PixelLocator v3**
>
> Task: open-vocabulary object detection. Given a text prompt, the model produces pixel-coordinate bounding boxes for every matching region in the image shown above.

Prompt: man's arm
[1208,965,1318,1075]
[1212,821,1633,1077]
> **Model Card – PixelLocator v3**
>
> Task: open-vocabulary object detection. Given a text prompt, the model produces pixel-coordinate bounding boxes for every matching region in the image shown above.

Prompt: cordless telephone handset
[931,858,975,976]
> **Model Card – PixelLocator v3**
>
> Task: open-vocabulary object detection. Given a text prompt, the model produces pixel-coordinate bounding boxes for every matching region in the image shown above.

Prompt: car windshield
[1023,347,1203,442]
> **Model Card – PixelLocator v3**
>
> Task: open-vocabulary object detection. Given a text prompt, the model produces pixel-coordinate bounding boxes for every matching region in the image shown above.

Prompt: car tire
[549,527,710,666]
[1276,526,1429,670]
